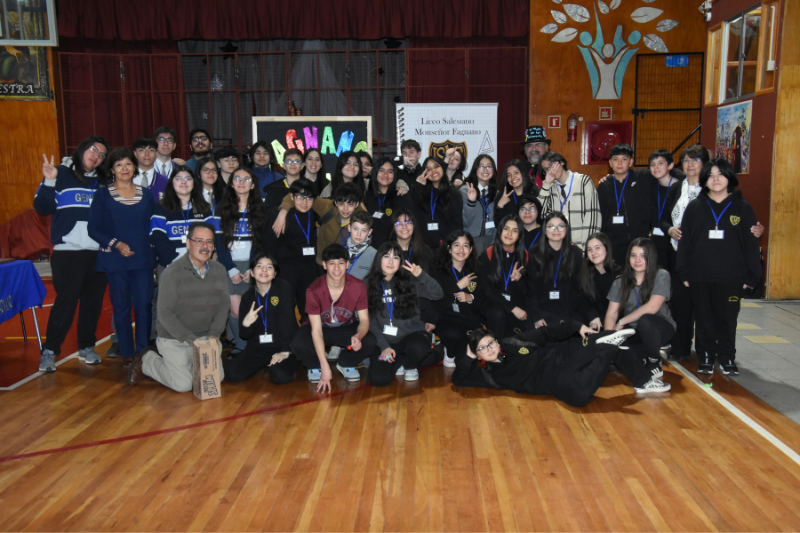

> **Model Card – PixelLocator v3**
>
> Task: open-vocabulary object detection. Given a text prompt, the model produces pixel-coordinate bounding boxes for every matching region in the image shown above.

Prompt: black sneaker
[668,352,690,363]
[106,342,121,358]
[647,360,663,379]
[697,353,714,375]
[720,360,739,375]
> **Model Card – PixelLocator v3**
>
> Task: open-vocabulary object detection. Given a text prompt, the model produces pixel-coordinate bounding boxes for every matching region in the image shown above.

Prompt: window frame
[754,0,781,95]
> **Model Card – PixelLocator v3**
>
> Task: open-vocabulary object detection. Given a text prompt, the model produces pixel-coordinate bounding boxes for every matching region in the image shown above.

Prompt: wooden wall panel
[528,0,706,182]
[0,48,60,227]
[766,0,800,298]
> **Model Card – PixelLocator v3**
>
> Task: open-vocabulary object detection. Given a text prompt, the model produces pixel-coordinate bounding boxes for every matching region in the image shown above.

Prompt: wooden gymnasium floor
[2,326,800,530]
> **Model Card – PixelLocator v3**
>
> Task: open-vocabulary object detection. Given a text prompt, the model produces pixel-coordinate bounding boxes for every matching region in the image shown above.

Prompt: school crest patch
[513,328,521,334]
[468,282,477,292]
[582,337,589,347]
[519,347,529,354]
[385,208,392,217]
[728,296,740,302]
[270,296,279,306]
[429,140,468,162]
[730,215,741,226]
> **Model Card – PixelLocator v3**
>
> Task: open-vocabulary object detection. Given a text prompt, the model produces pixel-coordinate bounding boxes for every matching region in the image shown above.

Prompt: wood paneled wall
[528,0,706,181]
[766,0,800,298]
[0,48,60,227]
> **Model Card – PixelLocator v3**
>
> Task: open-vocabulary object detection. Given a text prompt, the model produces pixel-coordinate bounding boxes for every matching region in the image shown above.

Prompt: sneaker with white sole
[596,329,637,347]
[698,353,714,375]
[326,346,341,361]
[404,368,419,381]
[308,369,321,383]
[634,377,671,393]
[395,365,406,376]
[39,349,56,373]
[647,361,664,379]
[443,355,456,368]
[79,347,101,365]
[720,359,739,375]
[336,363,361,381]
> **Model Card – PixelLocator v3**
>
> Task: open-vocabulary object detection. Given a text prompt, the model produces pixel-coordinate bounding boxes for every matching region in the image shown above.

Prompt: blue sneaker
[307,369,321,383]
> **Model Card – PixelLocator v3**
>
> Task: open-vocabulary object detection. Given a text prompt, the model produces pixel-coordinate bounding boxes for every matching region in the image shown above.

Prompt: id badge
[259,334,273,344]
[302,247,315,256]
[709,230,725,239]
[452,303,460,312]
[549,291,560,300]
[233,240,246,249]
[372,211,383,219]
[383,325,399,336]
[181,235,187,244]
[427,223,439,231]
[613,215,624,224]
[652,228,664,236]
[485,220,496,230]
[502,293,511,301]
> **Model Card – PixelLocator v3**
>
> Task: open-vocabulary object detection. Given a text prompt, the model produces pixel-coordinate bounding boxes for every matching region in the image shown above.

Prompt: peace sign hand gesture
[497,187,513,208]
[509,263,524,282]
[242,301,264,328]
[403,260,422,277]
[456,272,477,290]
[42,154,57,181]
[466,183,478,202]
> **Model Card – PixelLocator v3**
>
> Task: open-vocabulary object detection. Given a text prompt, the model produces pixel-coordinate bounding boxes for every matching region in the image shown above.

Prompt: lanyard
[558,172,575,211]
[527,228,541,250]
[182,201,191,225]
[256,290,270,332]
[501,258,515,292]
[656,177,673,221]
[237,205,248,241]
[452,266,464,302]
[553,249,563,288]
[633,287,640,308]
[406,247,412,263]
[613,172,629,214]
[347,252,360,274]
[430,189,437,220]
[377,194,386,210]
[294,212,311,244]
[381,280,394,325]
[512,190,518,205]
[706,200,732,230]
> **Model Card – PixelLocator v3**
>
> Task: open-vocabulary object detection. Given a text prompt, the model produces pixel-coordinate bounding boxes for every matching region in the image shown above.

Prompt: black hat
[521,125,551,146]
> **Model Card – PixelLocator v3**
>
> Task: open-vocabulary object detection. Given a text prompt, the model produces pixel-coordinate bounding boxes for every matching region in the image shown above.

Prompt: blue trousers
[106,269,155,359]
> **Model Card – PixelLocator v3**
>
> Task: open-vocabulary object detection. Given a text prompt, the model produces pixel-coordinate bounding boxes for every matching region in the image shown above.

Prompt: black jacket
[238,279,298,353]
[431,264,486,324]
[597,169,654,248]
[532,243,595,323]
[364,191,412,249]
[409,181,464,251]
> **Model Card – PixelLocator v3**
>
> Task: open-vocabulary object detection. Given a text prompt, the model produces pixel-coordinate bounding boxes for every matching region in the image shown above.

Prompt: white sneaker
[404,368,419,381]
[308,369,321,383]
[395,365,406,376]
[336,363,361,381]
[326,346,341,361]
[596,329,636,347]
[634,377,671,393]
[443,355,456,368]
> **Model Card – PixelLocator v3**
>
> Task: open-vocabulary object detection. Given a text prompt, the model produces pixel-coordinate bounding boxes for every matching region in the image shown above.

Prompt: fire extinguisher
[568,114,579,143]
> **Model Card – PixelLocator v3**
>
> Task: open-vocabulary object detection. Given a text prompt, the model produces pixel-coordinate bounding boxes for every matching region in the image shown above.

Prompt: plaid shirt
[538,172,601,251]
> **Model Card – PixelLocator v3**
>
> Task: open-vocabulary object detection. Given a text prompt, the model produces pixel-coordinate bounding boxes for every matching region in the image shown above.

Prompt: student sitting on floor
[345,211,377,280]
[452,325,670,407]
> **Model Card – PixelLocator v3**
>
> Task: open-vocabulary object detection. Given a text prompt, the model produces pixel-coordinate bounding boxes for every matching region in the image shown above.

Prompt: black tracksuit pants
[669,248,695,358]
[436,315,483,362]
[223,345,300,384]
[690,281,743,362]
[290,323,378,369]
[367,331,443,387]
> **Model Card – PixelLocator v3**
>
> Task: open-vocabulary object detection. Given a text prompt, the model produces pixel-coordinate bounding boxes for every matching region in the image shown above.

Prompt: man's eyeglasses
[89,145,107,160]
[295,194,313,202]
[394,220,414,227]
[157,137,176,145]
[519,207,538,214]
[188,238,214,247]
[527,142,548,149]
[546,224,566,231]
[192,136,209,143]
[476,339,499,354]
[284,159,302,165]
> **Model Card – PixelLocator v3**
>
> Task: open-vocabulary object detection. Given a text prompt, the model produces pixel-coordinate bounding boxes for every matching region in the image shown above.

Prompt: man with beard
[520,125,551,189]
[185,128,214,173]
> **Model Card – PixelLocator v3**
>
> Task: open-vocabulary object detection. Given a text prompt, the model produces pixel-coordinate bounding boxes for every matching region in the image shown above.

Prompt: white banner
[395,103,498,171]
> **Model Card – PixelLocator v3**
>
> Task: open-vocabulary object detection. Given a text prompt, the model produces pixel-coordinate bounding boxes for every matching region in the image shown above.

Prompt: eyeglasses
[295,194,313,202]
[478,165,493,171]
[519,207,538,214]
[233,177,252,183]
[188,238,214,246]
[174,177,192,183]
[527,142,547,149]
[201,168,218,174]
[157,137,176,145]
[546,225,566,231]
[284,159,302,165]
[476,339,499,354]
[89,145,107,160]
[394,220,414,227]
[542,162,558,173]
[192,136,209,143]
[682,157,703,164]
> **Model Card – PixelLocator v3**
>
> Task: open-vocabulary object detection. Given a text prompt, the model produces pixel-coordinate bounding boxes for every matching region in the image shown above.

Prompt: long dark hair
[197,156,226,204]
[365,242,419,320]
[618,237,659,309]
[433,230,478,274]
[388,208,428,270]
[329,151,364,196]
[160,165,210,215]
[466,154,498,202]
[70,136,110,183]
[417,156,452,212]
[247,141,278,173]
[303,148,329,189]
[534,212,578,282]
[580,232,618,304]
[488,215,525,285]
[368,156,400,199]
[219,167,264,248]
[498,159,534,197]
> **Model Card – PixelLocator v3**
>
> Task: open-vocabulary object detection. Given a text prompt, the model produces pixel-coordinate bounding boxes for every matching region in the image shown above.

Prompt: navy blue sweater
[150,202,214,267]
[33,165,102,248]
[88,186,156,272]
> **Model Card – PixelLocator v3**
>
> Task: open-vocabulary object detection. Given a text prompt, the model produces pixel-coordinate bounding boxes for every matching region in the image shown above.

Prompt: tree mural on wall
[541,1,680,99]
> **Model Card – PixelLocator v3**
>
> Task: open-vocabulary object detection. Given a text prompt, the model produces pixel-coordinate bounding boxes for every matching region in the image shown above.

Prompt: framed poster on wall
[0,45,51,100]
[0,0,58,47]
[716,100,752,174]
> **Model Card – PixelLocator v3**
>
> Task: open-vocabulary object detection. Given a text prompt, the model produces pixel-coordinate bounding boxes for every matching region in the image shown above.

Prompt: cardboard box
[192,337,222,400]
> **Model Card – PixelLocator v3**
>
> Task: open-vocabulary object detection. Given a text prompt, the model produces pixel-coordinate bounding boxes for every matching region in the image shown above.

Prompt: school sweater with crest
[597,169,654,248]
[150,202,214,266]
[650,176,683,267]
[409,182,464,250]
[33,164,102,250]
[431,264,486,323]
[477,247,529,314]
[262,207,320,264]
[364,190,412,248]
[237,279,298,352]
[368,272,444,351]
[675,190,762,286]
[531,243,595,323]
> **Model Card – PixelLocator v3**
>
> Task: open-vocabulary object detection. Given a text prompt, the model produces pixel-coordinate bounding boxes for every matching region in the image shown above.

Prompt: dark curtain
[57,0,529,40]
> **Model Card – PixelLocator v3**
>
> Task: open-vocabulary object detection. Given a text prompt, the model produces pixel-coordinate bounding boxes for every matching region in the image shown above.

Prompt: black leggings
[670,267,695,358]
[481,305,528,340]
[223,345,300,384]
[367,331,443,387]
[436,315,483,362]
[629,314,676,361]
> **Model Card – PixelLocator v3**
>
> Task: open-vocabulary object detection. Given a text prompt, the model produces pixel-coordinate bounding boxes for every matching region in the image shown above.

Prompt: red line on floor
[0,383,371,463]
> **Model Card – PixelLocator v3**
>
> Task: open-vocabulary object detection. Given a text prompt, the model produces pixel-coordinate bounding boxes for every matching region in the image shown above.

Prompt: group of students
[32,125,763,406]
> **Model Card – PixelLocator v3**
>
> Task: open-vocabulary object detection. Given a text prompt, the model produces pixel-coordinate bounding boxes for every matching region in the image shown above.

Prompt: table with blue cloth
[0,260,47,349]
